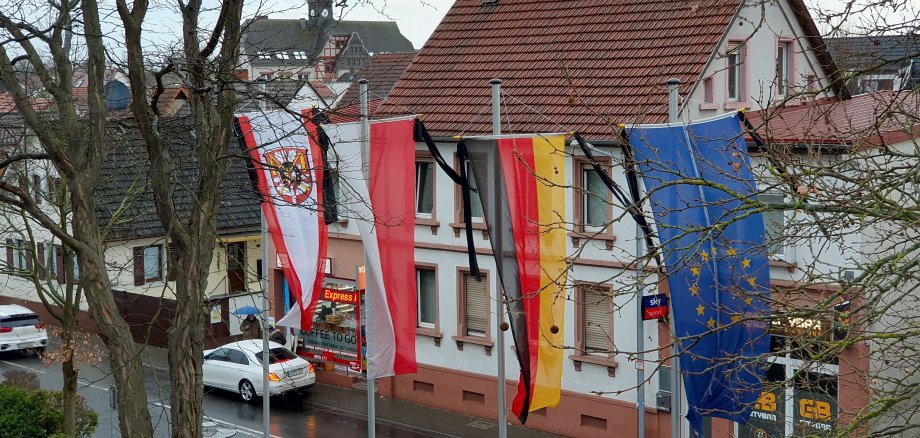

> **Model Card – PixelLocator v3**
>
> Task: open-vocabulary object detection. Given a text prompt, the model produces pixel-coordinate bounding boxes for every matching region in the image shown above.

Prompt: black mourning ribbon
[574,131,662,267]
[414,119,481,281]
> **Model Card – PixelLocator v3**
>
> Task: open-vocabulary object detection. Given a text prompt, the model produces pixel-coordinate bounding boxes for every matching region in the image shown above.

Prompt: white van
[0,305,48,355]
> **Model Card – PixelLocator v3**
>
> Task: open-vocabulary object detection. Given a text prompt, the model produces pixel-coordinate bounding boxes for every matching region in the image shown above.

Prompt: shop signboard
[739,388,786,438]
[793,389,836,437]
[641,294,669,320]
[298,288,363,371]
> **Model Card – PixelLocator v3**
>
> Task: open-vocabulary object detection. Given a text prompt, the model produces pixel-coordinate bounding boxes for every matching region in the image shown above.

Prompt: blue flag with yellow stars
[627,112,771,434]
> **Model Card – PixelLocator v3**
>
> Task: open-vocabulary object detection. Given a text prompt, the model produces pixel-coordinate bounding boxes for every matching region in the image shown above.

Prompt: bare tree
[0,0,243,436]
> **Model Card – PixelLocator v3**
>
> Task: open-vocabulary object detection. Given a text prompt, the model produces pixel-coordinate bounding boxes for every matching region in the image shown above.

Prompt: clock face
[321,8,329,17]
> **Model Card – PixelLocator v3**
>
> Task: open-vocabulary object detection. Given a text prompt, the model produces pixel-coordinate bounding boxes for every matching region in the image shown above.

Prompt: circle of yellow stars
[690,245,757,330]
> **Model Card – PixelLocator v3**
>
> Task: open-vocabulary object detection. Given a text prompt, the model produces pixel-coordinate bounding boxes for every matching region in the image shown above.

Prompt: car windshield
[254,347,298,364]
[0,315,40,328]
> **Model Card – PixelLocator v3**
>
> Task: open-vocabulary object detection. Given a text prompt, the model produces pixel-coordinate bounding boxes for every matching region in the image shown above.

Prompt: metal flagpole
[490,78,508,438]
[637,224,646,438]
[261,209,271,437]
[359,78,376,438]
[667,77,682,438]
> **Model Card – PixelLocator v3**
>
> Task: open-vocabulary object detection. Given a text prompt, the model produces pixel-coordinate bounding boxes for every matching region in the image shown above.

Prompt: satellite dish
[103,80,131,110]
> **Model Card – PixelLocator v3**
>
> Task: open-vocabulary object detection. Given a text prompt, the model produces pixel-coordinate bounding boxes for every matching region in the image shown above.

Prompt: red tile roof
[337,52,418,110]
[378,0,742,138]
[378,0,843,140]
[745,92,920,148]
[325,99,383,124]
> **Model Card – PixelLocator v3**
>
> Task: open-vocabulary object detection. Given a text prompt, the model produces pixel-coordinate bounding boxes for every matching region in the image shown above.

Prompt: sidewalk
[126,339,560,438]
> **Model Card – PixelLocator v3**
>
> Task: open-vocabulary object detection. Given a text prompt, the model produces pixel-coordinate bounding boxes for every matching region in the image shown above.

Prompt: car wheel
[239,380,256,403]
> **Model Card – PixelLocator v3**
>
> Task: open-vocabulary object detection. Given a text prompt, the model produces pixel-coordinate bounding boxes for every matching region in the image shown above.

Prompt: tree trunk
[61,329,77,437]
[168,268,206,438]
[71,182,153,438]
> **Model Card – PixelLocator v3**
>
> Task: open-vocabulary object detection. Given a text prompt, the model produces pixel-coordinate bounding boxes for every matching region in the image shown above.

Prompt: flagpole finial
[738,107,746,113]
[618,124,626,130]
[452,135,461,140]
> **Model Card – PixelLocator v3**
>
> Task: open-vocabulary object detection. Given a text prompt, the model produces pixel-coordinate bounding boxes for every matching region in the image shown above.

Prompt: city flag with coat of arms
[236,110,328,332]
[461,133,568,424]
[626,112,771,433]
[323,115,418,379]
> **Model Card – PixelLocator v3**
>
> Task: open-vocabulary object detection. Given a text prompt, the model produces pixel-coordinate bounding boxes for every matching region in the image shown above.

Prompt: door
[227,242,246,293]
[224,348,252,390]
[203,349,229,388]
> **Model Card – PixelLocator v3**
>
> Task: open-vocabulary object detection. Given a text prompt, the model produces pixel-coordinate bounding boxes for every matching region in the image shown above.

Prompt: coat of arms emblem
[264,147,313,205]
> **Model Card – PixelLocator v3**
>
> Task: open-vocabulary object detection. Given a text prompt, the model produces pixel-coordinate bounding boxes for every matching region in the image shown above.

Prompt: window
[144,246,162,281]
[417,267,437,328]
[460,272,489,337]
[776,41,793,96]
[133,244,163,285]
[759,193,785,257]
[464,161,484,221]
[703,77,715,103]
[728,41,745,101]
[416,161,434,217]
[226,349,250,365]
[583,168,610,230]
[578,286,612,356]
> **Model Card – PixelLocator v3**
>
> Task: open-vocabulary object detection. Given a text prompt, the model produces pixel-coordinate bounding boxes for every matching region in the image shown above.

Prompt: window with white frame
[461,272,488,337]
[759,193,785,257]
[416,161,434,217]
[416,267,437,328]
[583,168,610,230]
[144,245,162,281]
[464,161,484,221]
[776,41,793,97]
[728,42,745,101]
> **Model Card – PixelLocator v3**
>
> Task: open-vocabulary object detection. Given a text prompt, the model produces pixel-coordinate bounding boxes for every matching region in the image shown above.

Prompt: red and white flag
[237,111,328,332]
[326,116,417,378]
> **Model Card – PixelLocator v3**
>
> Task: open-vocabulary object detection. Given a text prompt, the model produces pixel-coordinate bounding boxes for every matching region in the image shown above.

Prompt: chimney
[300,18,307,32]
[254,15,268,21]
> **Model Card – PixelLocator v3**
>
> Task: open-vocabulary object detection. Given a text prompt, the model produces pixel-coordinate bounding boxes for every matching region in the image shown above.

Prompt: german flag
[463,134,568,424]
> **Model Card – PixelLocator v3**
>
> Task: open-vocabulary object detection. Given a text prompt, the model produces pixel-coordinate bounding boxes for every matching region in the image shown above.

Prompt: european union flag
[627,112,771,433]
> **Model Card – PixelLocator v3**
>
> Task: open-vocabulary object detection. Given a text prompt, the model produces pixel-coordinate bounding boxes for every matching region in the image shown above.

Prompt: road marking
[151,401,283,438]
[0,360,47,373]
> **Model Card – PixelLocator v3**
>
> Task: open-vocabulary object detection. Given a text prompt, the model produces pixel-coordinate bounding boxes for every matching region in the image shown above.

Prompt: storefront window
[296,287,363,373]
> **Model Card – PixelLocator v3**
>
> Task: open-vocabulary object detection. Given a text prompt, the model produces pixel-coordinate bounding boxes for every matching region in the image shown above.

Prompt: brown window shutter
[54,178,62,204]
[133,246,145,285]
[5,239,12,266]
[32,175,41,205]
[25,242,33,271]
[55,245,65,284]
[36,243,45,280]
[167,244,177,281]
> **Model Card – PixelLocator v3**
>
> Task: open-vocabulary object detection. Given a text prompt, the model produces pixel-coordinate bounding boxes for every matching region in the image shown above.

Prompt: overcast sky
[134,0,455,52]
[117,0,915,59]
